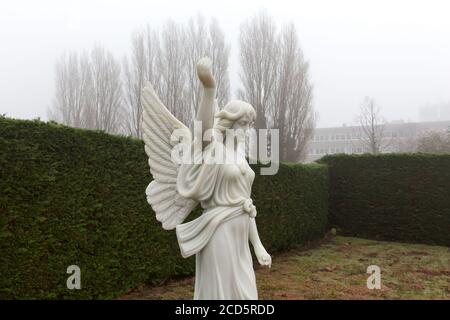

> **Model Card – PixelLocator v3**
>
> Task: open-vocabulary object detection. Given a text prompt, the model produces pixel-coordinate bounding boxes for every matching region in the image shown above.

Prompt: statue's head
[214,100,256,134]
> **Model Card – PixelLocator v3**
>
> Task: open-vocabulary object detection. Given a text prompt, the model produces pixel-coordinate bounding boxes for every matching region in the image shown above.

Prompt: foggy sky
[1,0,449,128]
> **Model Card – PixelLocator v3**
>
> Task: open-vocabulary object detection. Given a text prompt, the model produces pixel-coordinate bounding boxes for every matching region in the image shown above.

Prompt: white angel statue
[142,57,272,300]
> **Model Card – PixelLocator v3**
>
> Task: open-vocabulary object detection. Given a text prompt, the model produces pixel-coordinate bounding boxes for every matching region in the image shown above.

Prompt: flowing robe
[176,141,257,300]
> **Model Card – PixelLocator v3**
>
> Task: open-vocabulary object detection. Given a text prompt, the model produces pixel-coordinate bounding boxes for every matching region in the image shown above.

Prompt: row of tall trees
[49,12,315,161]
[121,16,231,137]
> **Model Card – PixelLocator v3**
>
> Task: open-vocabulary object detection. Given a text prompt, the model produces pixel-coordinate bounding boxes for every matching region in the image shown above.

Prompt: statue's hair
[213,100,256,133]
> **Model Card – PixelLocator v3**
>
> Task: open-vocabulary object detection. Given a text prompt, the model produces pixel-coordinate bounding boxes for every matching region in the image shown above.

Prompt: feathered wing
[141,82,197,230]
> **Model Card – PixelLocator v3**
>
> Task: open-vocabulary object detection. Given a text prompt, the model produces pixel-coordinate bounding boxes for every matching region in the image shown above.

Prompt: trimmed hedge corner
[319,154,450,246]
[0,117,329,299]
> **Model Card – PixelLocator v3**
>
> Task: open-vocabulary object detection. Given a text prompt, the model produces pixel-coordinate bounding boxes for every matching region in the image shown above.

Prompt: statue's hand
[197,57,216,89]
[249,206,257,218]
[244,199,257,218]
[254,244,272,268]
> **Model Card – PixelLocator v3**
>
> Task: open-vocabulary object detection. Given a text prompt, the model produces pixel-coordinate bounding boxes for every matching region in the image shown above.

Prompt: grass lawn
[118,236,450,300]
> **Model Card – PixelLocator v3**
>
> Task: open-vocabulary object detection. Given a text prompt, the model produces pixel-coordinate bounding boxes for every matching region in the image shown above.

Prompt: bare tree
[238,10,279,130]
[157,20,190,125]
[186,14,209,119]
[123,16,230,136]
[274,23,315,161]
[122,27,159,137]
[185,15,231,120]
[356,97,388,154]
[50,51,93,128]
[208,18,230,108]
[88,46,123,133]
[123,22,186,137]
[238,11,315,161]
[51,47,123,134]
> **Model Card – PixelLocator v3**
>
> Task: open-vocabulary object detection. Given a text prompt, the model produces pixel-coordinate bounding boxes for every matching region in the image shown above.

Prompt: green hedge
[0,117,329,299]
[319,154,450,246]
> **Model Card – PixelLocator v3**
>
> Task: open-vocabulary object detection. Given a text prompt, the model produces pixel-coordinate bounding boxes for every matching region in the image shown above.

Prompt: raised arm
[196,57,216,138]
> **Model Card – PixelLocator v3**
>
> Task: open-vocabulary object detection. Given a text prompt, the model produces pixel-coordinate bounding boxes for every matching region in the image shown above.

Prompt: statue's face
[232,114,253,133]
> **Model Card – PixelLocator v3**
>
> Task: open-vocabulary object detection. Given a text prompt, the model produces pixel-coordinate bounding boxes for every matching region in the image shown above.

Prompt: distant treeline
[49,11,315,162]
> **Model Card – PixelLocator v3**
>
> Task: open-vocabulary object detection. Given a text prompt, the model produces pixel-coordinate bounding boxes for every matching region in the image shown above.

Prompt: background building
[305,120,450,162]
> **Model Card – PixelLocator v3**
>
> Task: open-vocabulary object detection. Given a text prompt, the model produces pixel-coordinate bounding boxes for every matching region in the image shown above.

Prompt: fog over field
[1,0,450,127]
